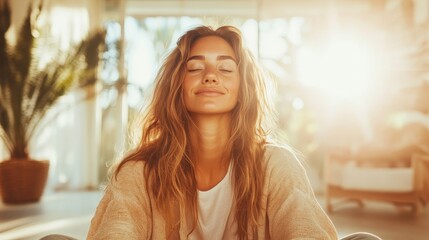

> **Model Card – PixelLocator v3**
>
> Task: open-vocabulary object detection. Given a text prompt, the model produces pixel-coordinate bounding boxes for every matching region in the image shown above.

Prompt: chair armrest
[326,148,355,166]
[412,154,429,202]
[412,153,429,162]
[326,145,414,169]
[411,154,429,170]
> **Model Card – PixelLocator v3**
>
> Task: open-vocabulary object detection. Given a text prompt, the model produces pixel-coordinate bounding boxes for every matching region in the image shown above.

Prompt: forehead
[190,36,236,58]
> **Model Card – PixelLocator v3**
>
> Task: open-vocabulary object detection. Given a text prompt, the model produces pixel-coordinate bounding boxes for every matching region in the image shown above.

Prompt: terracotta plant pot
[0,159,49,204]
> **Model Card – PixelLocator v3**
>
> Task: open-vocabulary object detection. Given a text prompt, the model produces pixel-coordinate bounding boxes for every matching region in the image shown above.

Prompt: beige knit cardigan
[87,145,338,239]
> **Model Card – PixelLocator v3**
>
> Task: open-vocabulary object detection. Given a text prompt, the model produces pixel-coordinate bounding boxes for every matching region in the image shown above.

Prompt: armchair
[325,150,429,215]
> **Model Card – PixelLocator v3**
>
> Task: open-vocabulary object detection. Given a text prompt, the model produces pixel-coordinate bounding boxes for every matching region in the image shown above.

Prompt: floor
[0,191,103,240]
[326,199,429,240]
[0,191,428,240]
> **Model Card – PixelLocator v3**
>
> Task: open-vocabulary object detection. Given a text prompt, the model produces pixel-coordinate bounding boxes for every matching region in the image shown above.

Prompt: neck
[189,114,232,190]
[190,114,231,166]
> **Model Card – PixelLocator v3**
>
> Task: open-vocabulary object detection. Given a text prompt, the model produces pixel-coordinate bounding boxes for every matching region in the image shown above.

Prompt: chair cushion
[328,161,414,192]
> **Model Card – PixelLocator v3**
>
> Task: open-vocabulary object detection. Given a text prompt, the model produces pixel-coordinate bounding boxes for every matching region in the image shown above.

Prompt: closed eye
[188,68,203,72]
[218,60,236,73]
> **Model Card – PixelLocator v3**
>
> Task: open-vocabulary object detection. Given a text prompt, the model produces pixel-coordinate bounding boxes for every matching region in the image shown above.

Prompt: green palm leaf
[0,0,106,159]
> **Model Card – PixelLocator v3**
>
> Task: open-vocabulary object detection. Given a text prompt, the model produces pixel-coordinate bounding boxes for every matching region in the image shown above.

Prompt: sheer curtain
[29,0,103,192]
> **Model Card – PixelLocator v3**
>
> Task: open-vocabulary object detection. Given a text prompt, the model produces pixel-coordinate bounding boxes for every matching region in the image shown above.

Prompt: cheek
[183,78,190,93]
[231,83,240,98]
[182,76,198,105]
[229,75,240,97]
[183,75,195,93]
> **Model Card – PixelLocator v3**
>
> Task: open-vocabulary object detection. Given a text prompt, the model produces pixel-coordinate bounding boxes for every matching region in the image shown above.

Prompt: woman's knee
[340,232,382,240]
[39,234,78,240]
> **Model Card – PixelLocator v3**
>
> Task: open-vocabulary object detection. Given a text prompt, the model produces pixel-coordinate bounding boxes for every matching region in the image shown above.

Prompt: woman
[86,25,380,240]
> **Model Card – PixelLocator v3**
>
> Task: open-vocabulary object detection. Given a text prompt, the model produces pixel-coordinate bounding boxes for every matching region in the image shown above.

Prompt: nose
[202,69,218,84]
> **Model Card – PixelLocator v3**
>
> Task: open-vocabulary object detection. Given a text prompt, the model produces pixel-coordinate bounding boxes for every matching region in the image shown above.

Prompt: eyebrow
[187,55,237,64]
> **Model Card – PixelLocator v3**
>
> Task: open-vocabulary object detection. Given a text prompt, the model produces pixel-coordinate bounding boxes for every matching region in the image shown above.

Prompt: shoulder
[112,160,146,185]
[264,143,303,170]
[118,160,145,172]
[263,143,309,186]
[107,160,151,201]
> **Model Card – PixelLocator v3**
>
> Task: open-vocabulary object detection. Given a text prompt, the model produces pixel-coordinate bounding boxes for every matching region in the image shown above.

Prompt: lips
[194,88,225,96]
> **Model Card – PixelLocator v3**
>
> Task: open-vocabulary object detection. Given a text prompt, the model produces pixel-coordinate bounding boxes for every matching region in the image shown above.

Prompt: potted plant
[0,0,105,203]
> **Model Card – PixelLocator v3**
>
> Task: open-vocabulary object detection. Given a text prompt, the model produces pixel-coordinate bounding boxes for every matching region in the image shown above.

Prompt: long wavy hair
[115,25,276,239]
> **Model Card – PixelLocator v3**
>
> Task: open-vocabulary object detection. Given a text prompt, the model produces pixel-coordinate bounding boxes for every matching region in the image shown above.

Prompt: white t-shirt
[189,164,234,240]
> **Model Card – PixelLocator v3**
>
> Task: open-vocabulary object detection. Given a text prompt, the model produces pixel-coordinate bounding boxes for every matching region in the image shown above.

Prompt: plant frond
[0,0,106,158]
[10,4,35,87]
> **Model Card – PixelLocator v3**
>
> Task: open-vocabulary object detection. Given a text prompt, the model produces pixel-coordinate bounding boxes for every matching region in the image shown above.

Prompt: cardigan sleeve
[265,146,338,240]
[87,161,153,240]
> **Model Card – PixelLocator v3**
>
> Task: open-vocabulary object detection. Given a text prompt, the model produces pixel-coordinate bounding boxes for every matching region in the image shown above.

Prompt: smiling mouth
[195,88,225,96]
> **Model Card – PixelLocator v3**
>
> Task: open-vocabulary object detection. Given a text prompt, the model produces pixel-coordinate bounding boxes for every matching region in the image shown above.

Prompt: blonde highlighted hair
[116,25,276,239]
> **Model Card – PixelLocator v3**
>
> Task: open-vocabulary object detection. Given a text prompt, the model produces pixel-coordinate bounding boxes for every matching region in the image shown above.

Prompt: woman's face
[183,36,240,116]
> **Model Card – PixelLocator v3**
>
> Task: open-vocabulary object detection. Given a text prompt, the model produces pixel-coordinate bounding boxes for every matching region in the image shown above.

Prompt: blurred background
[0,0,428,239]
